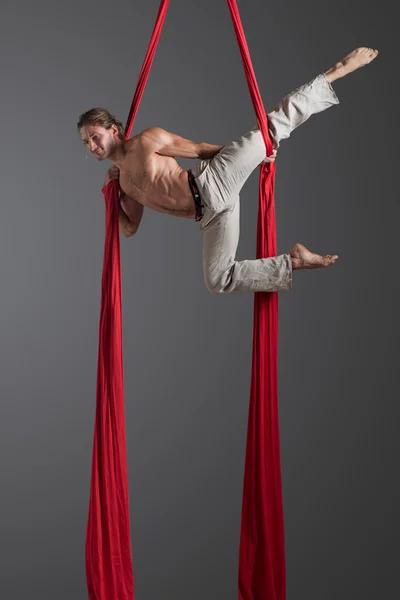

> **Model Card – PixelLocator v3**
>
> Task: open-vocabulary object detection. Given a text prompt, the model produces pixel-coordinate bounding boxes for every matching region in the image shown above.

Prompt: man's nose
[88,140,97,152]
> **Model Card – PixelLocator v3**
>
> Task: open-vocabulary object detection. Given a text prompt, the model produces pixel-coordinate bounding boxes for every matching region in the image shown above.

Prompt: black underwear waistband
[187,170,204,222]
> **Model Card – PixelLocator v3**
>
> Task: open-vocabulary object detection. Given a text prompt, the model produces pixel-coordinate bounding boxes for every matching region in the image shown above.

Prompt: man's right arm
[119,192,144,237]
[104,166,143,237]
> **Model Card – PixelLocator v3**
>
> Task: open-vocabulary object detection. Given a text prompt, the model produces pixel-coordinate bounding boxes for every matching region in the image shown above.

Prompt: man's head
[77,108,125,160]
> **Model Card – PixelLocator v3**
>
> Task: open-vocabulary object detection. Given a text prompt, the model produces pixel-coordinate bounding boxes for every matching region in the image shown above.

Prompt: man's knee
[204,266,234,295]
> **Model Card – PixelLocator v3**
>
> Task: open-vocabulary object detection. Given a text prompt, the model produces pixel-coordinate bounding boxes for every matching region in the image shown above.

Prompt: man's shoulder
[126,127,175,154]
[123,134,147,155]
[124,135,139,149]
[139,127,173,145]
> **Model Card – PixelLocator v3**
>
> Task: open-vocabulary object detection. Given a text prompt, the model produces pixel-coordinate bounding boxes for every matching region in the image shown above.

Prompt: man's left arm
[141,127,224,160]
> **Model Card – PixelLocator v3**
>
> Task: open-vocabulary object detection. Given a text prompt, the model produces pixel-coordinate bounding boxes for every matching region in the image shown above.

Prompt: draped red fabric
[85,2,170,599]
[226,3,286,600]
[85,1,285,599]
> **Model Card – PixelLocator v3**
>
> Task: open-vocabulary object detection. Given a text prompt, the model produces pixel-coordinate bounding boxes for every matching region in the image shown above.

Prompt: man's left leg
[195,47,378,207]
[197,75,339,294]
[263,73,339,149]
[196,48,379,293]
[201,72,339,205]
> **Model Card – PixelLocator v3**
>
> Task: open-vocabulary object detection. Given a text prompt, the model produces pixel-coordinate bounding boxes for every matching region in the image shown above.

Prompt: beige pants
[190,74,339,294]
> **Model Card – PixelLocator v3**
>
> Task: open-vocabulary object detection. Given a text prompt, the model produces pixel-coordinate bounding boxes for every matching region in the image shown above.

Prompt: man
[78,47,378,294]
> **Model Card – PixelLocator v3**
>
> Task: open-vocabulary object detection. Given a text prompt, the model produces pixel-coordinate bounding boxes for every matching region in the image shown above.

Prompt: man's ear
[110,124,119,136]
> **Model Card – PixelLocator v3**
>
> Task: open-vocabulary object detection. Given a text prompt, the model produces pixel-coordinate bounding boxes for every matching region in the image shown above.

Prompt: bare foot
[290,243,338,270]
[325,47,379,83]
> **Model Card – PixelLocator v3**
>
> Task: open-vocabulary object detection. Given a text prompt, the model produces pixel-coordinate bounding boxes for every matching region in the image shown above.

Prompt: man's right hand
[104,166,120,187]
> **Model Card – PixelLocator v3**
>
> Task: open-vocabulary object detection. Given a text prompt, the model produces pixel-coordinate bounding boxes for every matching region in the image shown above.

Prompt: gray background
[0,0,398,599]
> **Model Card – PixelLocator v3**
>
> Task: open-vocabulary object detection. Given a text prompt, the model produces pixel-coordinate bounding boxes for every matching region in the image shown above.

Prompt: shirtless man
[78,47,378,294]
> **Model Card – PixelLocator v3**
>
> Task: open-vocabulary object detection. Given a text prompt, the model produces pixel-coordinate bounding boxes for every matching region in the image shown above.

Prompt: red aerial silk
[85,3,170,599]
[85,1,285,600]
[224,4,286,600]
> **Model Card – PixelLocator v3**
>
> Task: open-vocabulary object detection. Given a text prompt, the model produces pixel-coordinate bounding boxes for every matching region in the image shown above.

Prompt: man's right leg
[202,199,293,294]
[201,200,337,294]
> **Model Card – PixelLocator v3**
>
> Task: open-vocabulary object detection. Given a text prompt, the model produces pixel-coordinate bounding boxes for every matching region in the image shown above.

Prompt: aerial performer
[78,47,378,294]
[81,30,378,600]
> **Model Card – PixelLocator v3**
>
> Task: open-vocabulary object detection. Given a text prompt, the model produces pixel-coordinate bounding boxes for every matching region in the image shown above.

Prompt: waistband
[187,169,204,222]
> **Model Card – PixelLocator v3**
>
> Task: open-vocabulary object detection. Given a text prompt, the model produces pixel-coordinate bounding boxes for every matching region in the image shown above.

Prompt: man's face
[80,124,119,160]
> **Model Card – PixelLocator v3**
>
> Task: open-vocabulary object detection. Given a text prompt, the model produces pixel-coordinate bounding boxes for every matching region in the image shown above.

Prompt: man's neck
[108,139,128,166]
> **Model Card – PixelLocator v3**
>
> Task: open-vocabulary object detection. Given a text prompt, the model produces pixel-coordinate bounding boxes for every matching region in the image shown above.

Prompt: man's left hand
[260,149,277,165]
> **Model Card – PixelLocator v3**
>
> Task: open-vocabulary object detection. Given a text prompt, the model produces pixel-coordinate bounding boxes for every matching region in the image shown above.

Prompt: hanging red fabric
[85,2,170,599]
[225,5,286,600]
[85,1,285,599]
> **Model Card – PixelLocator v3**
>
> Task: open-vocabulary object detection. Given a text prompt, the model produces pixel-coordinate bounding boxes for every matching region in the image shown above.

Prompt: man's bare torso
[118,134,196,220]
